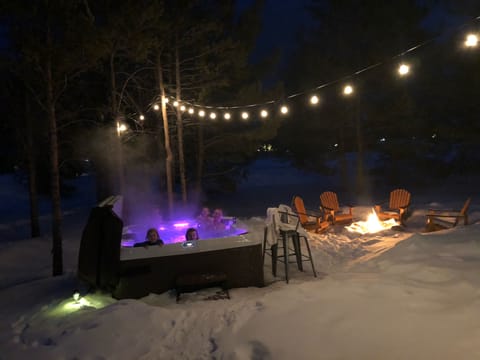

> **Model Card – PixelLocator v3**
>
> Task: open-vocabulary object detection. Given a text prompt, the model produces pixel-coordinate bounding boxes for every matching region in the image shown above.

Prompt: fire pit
[345,208,398,235]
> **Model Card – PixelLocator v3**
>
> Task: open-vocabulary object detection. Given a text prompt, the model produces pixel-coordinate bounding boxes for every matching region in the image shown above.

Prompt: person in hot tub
[185,227,200,241]
[211,208,226,232]
[134,228,164,247]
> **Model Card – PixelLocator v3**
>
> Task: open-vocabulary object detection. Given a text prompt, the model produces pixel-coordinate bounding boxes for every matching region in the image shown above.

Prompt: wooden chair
[425,198,471,232]
[319,191,353,224]
[292,195,330,233]
[374,188,411,225]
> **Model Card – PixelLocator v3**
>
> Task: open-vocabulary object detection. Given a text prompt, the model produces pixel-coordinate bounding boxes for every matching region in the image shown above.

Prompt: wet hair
[185,227,199,240]
[146,228,159,239]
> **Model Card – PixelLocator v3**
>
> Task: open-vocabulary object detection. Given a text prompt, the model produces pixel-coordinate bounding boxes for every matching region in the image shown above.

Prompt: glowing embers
[345,208,398,235]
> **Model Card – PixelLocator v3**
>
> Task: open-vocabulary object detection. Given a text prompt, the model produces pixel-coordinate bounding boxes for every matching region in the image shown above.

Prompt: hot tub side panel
[113,243,264,299]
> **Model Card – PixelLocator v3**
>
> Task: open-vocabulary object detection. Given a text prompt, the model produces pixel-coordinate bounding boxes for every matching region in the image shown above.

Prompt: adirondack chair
[425,198,471,232]
[292,195,330,233]
[374,188,411,225]
[319,191,353,224]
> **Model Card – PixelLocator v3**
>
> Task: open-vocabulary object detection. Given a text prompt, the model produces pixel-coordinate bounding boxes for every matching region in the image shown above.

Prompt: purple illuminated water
[121,217,248,247]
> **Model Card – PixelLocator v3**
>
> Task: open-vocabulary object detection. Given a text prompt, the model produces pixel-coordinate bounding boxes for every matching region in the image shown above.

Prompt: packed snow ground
[1,159,480,360]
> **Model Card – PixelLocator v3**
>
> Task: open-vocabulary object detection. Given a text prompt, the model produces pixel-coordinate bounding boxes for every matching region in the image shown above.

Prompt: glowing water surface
[121,217,248,247]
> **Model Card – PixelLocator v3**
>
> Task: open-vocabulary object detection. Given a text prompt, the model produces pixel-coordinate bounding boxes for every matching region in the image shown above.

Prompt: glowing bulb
[139,115,145,120]
[280,105,289,114]
[117,123,127,133]
[398,63,410,76]
[260,109,268,118]
[188,108,194,114]
[310,95,319,105]
[465,34,478,47]
[162,97,169,104]
[198,110,205,117]
[224,112,231,120]
[241,112,249,120]
[209,112,216,119]
[153,104,160,111]
[173,101,179,107]
[180,105,186,112]
[343,85,354,95]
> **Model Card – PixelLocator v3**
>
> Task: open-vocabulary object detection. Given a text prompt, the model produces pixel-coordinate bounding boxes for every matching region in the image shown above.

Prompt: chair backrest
[292,196,309,225]
[320,191,340,212]
[389,189,411,210]
[278,204,296,225]
[460,198,471,216]
[454,197,471,226]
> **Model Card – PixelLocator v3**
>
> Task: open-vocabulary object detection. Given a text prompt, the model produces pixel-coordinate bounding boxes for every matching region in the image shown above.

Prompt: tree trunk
[156,54,174,216]
[25,95,41,237]
[338,124,348,192]
[354,98,366,196]
[175,36,187,204]
[46,33,63,276]
[110,52,125,196]
[195,119,205,201]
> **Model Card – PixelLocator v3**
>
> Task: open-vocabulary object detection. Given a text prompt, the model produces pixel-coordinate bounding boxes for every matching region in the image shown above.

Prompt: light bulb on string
[209,112,217,120]
[162,97,169,104]
[464,33,478,47]
[198,110,205,117]
[180,105,186,112]
[280,105,289,115]
[173,101,179,107]
[398,63,410,76]
[343,84,354,96]
[139,115,145,121]
[153,104,160,111]
[260,109,268,118]
[241,112,249,120]
[224,112,231,120]
[188,108,194,114]
[310,95,319,105]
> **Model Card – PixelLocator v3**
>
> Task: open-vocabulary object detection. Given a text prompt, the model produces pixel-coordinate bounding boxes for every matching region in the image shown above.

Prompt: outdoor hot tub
[77,196,263,299]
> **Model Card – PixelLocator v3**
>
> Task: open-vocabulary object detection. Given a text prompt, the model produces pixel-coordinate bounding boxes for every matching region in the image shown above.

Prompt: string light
[343,85,354,96]
[464,33,478,47]
[398,63,410,76]
[310,95,320,105]
[140,20,480,121]
[139,115,145,120]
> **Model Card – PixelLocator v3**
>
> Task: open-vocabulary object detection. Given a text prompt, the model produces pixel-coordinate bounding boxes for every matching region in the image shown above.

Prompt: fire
[345,209,398,234]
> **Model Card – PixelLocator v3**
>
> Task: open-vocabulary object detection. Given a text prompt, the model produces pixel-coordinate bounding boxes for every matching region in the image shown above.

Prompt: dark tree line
[278,0,480,195]
[0,0,282,276]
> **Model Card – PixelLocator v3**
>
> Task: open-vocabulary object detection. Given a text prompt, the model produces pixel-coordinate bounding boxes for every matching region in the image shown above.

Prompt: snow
[1,160,480,359]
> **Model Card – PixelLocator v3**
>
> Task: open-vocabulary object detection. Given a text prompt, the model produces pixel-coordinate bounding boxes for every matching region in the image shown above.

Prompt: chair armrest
[426,213,464,218]
[295,210,323,219]
[427,208,459,213]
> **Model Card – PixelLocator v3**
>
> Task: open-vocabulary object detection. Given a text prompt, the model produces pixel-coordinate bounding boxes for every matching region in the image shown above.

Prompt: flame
[346,209,398,234]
